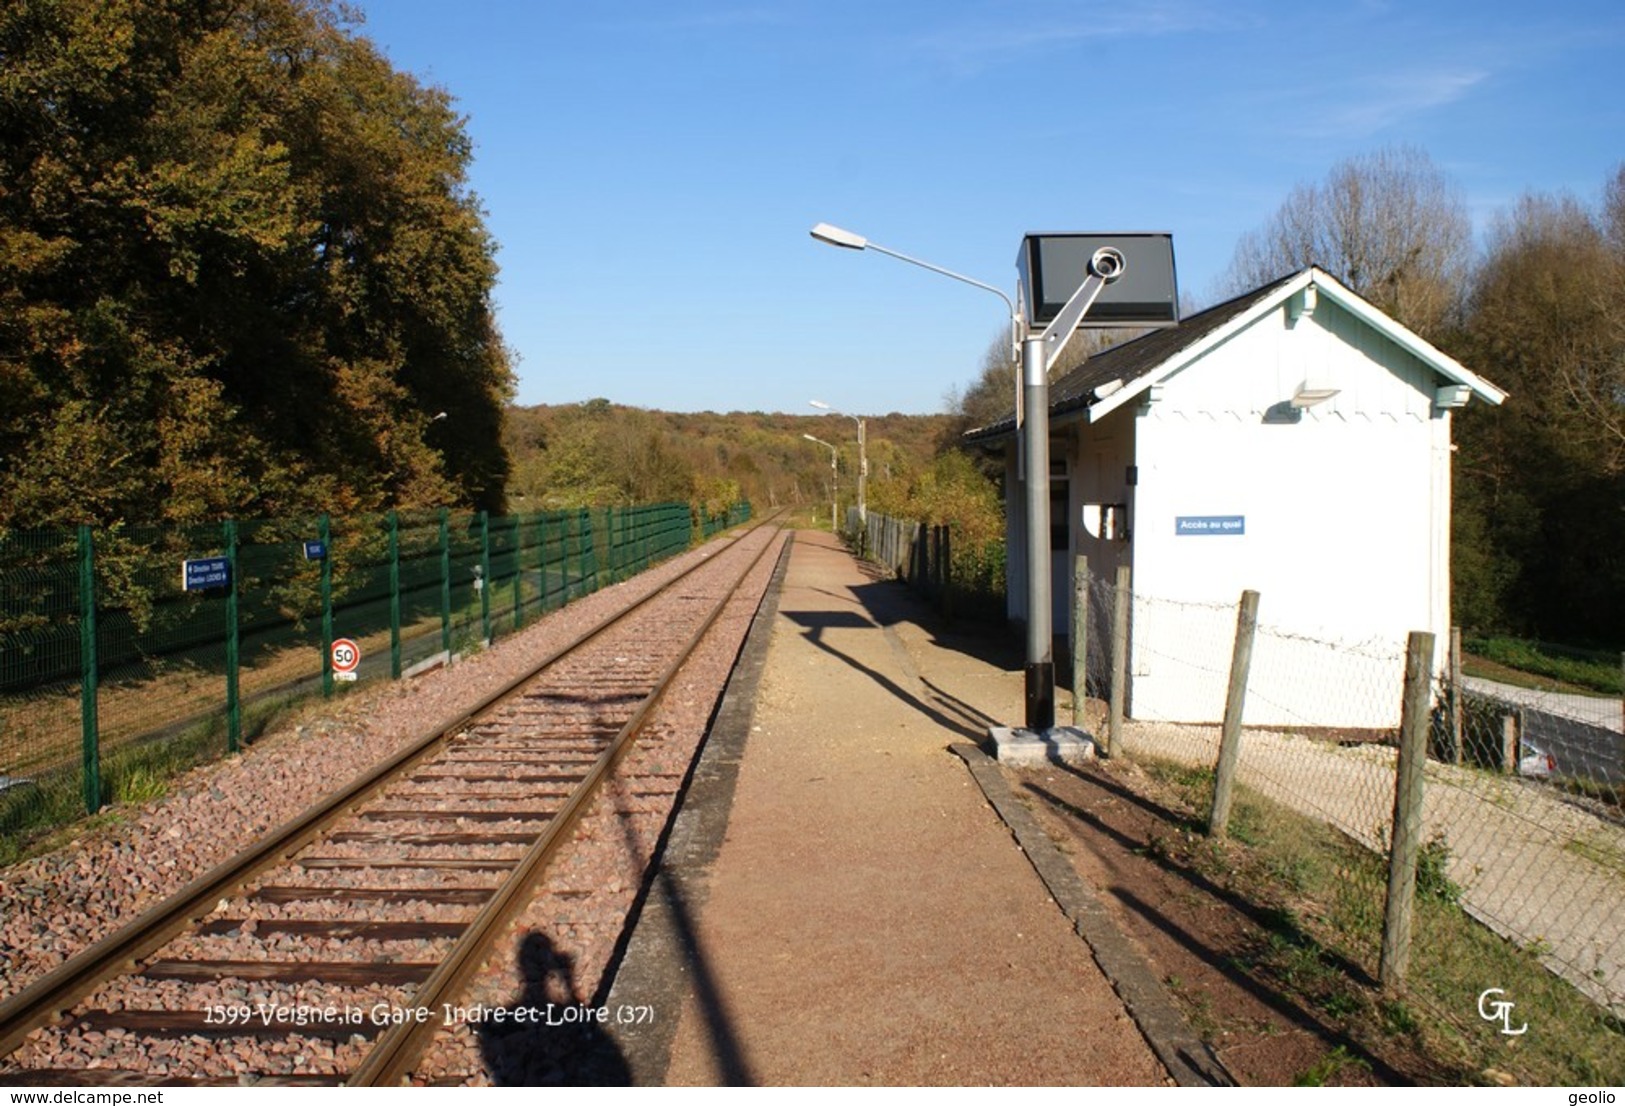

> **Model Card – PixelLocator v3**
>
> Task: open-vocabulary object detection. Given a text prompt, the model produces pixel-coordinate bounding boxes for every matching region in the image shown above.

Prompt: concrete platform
[603,529,1206,1087]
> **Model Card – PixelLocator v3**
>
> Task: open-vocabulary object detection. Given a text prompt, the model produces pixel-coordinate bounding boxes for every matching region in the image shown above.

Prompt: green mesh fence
[0,500,747,856]
[0,526,89,849]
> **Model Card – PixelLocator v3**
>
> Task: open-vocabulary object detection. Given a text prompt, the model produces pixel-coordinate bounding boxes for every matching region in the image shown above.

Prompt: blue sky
[357,1,1624,416]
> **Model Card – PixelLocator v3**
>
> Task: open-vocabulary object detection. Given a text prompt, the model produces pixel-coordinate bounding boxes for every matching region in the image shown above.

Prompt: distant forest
[502,400,1001,537]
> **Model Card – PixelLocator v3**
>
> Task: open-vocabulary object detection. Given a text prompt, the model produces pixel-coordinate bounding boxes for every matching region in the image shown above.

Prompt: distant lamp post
[809,400,866,526]
[802,433,838,532]
[810,221,1178,743]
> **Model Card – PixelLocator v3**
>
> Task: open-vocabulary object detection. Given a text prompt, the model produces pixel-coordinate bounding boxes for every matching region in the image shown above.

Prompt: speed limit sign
[331,637,361,681]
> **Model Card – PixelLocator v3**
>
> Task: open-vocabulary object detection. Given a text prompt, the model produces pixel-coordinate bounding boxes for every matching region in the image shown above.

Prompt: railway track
[0,518,789,1085]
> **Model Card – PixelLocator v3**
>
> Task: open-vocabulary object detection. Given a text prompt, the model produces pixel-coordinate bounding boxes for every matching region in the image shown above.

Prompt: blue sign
[303,540,327,561]
[182,556,231,590]
[1175,515,1245,536]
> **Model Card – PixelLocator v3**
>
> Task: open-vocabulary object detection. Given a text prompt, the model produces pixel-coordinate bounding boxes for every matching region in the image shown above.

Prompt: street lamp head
[808,400,831,411]
[802,433,818,443]
[810,223,867,250]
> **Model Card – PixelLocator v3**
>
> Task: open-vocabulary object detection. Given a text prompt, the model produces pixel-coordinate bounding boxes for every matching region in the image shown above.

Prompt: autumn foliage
[0,0,512,531]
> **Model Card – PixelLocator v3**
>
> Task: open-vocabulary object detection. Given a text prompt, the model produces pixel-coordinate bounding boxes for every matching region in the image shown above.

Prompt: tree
[1226,145,1471,338]
[943,326,1124,448]
[0,0,512,530]
[1452,171,1625,642]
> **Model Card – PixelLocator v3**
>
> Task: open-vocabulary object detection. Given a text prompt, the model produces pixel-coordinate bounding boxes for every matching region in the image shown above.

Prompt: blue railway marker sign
[182,556,231,590]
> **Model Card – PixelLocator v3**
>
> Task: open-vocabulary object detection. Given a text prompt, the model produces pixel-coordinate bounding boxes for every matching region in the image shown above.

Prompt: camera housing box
[1018,233,1180,330]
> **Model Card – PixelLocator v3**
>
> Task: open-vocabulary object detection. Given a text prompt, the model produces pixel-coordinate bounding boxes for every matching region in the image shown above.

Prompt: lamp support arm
[864,242,1023,359]
[1035,271,1108,380]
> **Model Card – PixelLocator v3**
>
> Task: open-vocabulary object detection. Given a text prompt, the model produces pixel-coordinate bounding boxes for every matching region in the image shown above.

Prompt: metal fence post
[438,508,452,658]
[1208,590,1261,837]
[542,509,555,613]
[388,510,402,679]
[511,515,523,631]
[1072,555,1089,729]
[1107,563,1131,758]
[1381,630,1436,990]
[77,524,101,814]
[479,510,492,644]
[224,519,241,753]
[320,513,333,698]
[572,509,582,596]
[580,508,596,594]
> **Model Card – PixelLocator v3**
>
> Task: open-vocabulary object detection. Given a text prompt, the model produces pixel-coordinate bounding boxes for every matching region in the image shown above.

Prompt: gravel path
[1464,677,1622,734]
[652,531,1169,1086]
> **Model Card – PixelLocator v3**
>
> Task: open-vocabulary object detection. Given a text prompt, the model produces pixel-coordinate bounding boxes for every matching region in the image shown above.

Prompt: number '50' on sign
[331,638,361,680]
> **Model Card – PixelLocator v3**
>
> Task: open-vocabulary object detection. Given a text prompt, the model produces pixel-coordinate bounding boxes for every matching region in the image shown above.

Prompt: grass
[1564,832,1625,876]
[0,583,528,861]
[0,691,305,868]
[1140,756,1625,1086]
[1463,636,1622,696]
[1295,1045,1371,1086]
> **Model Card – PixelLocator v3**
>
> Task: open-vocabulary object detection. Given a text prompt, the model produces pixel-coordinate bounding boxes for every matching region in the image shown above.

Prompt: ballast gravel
[0,526,785,1085]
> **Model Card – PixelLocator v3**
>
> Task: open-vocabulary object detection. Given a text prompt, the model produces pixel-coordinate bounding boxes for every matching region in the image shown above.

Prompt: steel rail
[347,521,785,1085]
[0,515,783,1065]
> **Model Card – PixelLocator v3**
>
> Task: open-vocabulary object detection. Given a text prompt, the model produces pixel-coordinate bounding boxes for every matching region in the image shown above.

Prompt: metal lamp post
[810,222,1162,741]
[802,433,838,532]
[809,400,866,526]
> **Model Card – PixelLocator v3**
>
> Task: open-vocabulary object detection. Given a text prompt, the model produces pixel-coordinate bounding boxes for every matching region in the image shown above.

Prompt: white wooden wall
[1065,296,1454,727]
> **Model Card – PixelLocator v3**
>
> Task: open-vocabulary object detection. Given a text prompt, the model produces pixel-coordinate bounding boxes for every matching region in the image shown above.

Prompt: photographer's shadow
[477,932,630,1086]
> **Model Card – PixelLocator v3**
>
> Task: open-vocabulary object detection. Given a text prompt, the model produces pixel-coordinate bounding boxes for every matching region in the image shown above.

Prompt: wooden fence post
[1072,555,1089,729]
[1500,712,1518,776]
[1381,630,1436,991]
[1107,563,1131,758]
[936,525,946,600]
[1448,627,1463,764]
[1208,590,1261,837]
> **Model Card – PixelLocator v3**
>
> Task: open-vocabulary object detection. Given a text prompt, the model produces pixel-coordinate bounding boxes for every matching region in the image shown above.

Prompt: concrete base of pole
[988,725,1095,766]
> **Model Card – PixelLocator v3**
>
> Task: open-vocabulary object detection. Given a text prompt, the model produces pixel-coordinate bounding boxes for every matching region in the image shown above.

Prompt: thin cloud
[594,7,795,35]
[1307,68,1490,137]
[907,3,1254,75]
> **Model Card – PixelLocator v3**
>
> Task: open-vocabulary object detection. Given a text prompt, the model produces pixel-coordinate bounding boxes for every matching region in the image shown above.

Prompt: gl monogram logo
[1477,988,1527,1035]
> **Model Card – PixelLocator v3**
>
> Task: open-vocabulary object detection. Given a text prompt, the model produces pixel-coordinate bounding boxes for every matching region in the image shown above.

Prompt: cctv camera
[1089,247,1126,282]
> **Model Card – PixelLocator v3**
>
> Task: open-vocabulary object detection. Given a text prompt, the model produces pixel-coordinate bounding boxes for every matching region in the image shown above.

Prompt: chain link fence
[1071,564,1624,1042]
[0,501,750,857]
